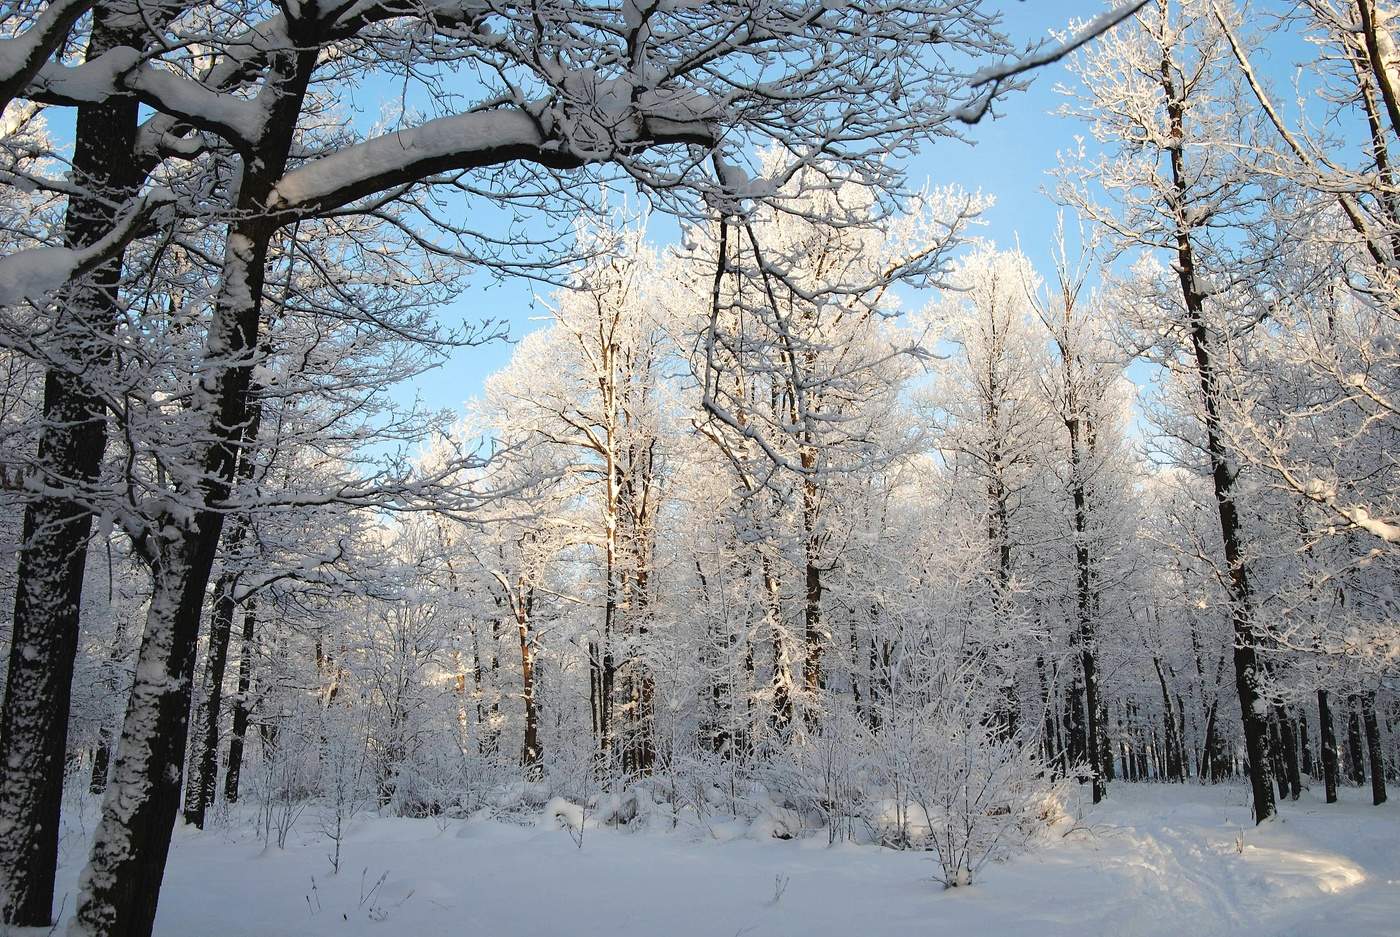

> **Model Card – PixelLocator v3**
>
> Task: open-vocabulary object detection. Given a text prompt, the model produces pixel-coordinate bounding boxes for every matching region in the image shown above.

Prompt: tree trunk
[1318,689,1339,803]
[1361,691,1387,806]
[518,603,541,775]
[0,13,145,925]
[1299,712,1314,781]
[90,729,114,796]
[1066,678,1085,771]
[183,413,259,828]
[762,556,792,734]
[223,601,257,805]
[1159,46,1275,823]
[867,609,884,733]
[1276,706,1302,800]
[89,613,131,795]
[70,39,318,934]
[1036,657,1059,774]
[1153,657,1181,783]
[70,532,220,937]
[1347,700,1367,785]
[801,471,824,730]
[181,573,238,828]
[1199,700,1219,783]
[1064,401,1106,800]
[1099,697,1115,782]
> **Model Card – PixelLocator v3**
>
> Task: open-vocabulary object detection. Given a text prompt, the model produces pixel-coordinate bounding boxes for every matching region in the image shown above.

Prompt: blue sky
[401,0,1096,416]
[42,1,1114,416]
[37,2,1324,425]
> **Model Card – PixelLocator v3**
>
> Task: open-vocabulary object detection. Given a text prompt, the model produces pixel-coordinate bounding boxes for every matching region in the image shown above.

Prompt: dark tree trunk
[517,601,541,775]
[762,558,792,735]
[1134,721,1148,782]
[598,535,618,765]
[1318,690,1339,803]
[867,608,884,733]
[1117,708,1131,781]
[89,613,131,795]
[70,38,319,937]
[0,13,145,924]
[181,573,238,828]
[1062,401,1106,800]
[1153,658,1181,783]
[1098,697,1115,782]
[72,523,224,937]
[223,602,257,804]
[849,617,864,729]
[1347,700,1367,785]
[1066,678,1085,770]
[1299,713,1314,781]
[1176,697,1189,778]
[184,419,259,828]
[588,639,601,740]
[1267,717,1282,799]
[1361,692,1387,806]
[1200,700,1218,783]
[801,471,824,730]
[90,731,114,796]
[1160,48,1275,823]
[1036,657,1059,774]
[623,571,655,776]
[1276,707,1302,800]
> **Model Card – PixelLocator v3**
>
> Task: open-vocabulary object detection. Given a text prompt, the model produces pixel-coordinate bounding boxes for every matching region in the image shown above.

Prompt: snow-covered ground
[42,784,1400,937]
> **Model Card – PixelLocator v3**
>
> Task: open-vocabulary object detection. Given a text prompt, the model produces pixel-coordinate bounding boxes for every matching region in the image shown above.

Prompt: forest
[0,0,1396,935]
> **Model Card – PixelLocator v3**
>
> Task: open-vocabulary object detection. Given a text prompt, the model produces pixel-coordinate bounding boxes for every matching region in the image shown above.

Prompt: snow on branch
[266,100,716,217]
[956,0,1152,124]
[1286,471,1400,549]
[0,0,94,113]
[0,190,174,307]
[30,46,267,147]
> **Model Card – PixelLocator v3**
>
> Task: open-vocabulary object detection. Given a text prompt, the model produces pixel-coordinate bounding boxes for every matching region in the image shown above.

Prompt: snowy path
[42,784,1400,937]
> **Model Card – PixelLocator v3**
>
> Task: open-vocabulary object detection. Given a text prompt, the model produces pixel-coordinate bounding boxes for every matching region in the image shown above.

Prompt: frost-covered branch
[0,189,172,307]
[0,0,94,113]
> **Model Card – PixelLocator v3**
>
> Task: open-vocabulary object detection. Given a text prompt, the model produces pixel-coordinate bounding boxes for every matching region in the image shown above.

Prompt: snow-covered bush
[317,706,372,873]
[868,690,1050,887]
[764,709,871,844]
[253,713,319,850]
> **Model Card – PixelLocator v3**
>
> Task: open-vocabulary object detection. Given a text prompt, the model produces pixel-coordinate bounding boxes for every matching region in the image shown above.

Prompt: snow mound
[749,806,804,841]
[539,797,585,833]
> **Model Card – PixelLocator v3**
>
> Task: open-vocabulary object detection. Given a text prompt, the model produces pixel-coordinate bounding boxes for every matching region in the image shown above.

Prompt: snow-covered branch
[267,101,716,218]
[0,0,93,113]
[0,189,172,307]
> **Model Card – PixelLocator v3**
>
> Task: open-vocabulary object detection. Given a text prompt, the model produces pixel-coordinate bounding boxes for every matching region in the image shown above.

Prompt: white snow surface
[36,784,1400,936]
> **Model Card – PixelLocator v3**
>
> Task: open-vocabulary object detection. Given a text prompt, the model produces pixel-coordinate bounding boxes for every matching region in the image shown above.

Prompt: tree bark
[183,411,259,829]
[1069,412,1105,801]
[1298,711,1314,781]
[1154,657,1181,783]
[1361,691,1387,805]
[181,573,238,828]
[1276,706,1302,800]
[1159,38,1275,823]
[89,613,131,795]
[762,555,792,734]
[1318,689,1339,803]
[800,468,824,730]
[516,589,541,775]
[223,601,257,805]
[1347,699,1367,785]
[70,37,319,937]
[0,11,144,924]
